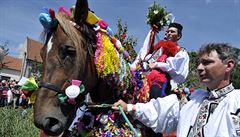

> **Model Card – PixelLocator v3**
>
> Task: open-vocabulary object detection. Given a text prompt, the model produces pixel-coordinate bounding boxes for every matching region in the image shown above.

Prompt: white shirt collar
[208,83,234,99]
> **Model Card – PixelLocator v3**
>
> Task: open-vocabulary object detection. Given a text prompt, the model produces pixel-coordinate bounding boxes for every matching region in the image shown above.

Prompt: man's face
[197,50,227,90]
[165,27,180,42]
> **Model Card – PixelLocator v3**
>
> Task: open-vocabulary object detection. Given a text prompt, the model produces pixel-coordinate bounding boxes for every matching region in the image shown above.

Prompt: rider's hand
[129,63,137,71]
[148,62,157,69]
[112,99,128,111]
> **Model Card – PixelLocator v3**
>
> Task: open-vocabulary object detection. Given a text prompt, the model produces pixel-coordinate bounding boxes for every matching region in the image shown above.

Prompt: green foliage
[0,108,39,137]
[114,18,137,62]
[184,51,204,89]
[232,47,240,88]
[29,60,42,82]
[0,41,9,68]
[146,1,171,31]
[233,64,240,88]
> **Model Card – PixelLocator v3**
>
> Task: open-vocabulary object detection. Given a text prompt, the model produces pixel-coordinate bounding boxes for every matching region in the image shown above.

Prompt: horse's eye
[59,45,76,60]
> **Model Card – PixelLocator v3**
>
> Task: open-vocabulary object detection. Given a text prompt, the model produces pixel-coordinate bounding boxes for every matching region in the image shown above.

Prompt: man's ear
[226,59,235,73]
[177,33,182,40]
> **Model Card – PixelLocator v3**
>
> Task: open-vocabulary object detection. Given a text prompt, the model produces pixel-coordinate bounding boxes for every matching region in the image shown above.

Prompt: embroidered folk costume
[128,84,240,136]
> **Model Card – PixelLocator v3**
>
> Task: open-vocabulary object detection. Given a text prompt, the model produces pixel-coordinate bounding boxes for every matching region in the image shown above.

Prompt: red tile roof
[27,37,43,63]
[1,55,22,71]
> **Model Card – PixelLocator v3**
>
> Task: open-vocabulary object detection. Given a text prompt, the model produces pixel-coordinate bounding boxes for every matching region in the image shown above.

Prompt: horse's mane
[56,13,82,46]
[56,12,93,78]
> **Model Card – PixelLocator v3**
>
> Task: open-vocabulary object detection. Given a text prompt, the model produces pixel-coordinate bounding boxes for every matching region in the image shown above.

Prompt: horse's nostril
[43,117,63,136]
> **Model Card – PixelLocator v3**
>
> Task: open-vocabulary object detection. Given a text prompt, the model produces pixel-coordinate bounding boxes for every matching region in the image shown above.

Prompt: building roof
[27,37,43,63]
[1,55,22,71]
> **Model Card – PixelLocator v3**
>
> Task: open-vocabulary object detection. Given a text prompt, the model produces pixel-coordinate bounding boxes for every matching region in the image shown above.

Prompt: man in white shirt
[113,43,240,136]
[131,22,189,99]
[132,22,189,137]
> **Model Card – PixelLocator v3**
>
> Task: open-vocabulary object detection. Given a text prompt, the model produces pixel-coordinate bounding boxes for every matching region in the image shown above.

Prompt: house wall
[18,39,27,59]
[20,39,27,77]
[1,37,43,81]
[24,60,35,78]
[0,68,21,81]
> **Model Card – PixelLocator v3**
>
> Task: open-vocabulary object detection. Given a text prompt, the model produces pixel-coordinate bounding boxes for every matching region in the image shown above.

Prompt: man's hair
[198,43,238,76]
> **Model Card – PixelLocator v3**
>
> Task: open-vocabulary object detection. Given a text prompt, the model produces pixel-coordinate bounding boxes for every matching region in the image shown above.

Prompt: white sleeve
[130,30,152,70]
[154,49,189,83]
[132,94,180,134]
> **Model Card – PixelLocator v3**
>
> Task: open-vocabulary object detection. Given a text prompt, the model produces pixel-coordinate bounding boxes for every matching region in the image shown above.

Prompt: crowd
[0,79,29,108]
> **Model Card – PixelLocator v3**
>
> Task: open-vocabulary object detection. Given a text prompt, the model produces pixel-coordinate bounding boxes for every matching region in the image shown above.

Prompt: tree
[0,41,9,69]
[232,47,240,88]
[114,18,137,62]
[184,51,203,89]
[232,63,240,88]
[28,58,43,82]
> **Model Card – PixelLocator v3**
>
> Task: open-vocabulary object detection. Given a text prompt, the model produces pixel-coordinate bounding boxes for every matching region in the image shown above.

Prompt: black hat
[169,22,183,32]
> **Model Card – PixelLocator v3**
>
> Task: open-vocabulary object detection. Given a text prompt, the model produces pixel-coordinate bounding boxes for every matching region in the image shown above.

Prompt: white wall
[0,68,21,81]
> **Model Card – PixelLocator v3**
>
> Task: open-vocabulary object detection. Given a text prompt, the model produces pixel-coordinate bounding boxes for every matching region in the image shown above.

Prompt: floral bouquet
[146,2,173,31]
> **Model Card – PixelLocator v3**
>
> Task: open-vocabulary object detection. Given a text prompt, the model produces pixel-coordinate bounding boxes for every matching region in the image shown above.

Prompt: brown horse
[34,0,137,136]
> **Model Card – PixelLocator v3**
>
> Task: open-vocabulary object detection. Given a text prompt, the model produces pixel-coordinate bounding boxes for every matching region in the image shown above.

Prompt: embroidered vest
[188,84,235,137]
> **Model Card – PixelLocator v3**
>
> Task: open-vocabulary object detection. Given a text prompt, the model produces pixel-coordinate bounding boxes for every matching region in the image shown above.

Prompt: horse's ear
[74,0,89,25]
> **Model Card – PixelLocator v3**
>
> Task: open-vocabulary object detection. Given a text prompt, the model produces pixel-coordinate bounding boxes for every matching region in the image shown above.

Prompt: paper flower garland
[39,7,58,33]
[65,80,85,104]
[146,2,173,31]
[58,80,85,105]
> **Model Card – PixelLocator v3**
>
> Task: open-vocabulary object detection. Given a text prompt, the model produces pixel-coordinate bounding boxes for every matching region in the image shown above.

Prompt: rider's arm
[130,31,152,70]
[129,94,180,134]
[153,49,189,83]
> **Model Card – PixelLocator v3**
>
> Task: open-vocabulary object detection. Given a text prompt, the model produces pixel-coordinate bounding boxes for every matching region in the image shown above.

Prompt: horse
[34,0,147,136]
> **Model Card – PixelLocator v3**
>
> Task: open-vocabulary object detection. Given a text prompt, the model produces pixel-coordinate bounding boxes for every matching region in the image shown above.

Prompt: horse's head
[34,0,98,135]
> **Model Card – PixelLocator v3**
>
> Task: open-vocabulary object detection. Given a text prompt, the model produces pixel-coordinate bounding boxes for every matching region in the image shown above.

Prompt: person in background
[113,43,240,136]
[7,83,13,106]
[12,85,21,108]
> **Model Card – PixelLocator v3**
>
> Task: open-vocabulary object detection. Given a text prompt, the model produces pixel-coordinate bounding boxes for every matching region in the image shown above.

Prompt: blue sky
[0,0,240,57]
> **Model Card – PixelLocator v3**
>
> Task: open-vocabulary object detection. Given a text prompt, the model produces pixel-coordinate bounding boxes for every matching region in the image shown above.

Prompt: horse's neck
[89,78,118,104]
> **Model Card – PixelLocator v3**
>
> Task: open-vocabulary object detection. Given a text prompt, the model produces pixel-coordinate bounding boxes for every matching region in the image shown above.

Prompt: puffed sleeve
[131,94,180,134]
[154,49,189,83]
[130,31,152,70]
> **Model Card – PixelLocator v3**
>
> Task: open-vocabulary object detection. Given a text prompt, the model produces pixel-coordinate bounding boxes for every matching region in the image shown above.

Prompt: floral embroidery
[231,109,240,136]
[188,84,235,137]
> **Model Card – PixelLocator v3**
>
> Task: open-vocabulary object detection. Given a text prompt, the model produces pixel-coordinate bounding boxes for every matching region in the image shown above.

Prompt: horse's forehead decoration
[39,7,58,33]
[39,6,77,32]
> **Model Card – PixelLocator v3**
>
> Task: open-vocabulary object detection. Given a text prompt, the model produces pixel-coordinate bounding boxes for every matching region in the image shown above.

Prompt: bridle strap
[39,82,63,94]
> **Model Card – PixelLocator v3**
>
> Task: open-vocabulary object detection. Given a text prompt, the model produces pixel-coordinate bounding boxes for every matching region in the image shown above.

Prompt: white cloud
[17,43,24,58]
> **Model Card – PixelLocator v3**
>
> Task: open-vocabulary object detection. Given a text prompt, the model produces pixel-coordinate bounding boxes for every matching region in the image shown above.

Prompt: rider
[131,22,189,99]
